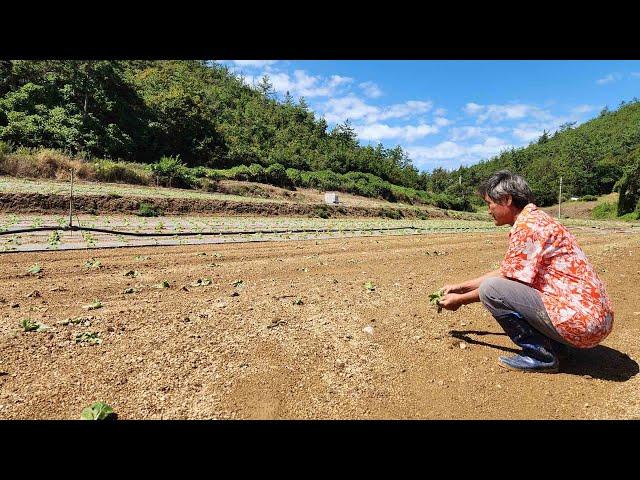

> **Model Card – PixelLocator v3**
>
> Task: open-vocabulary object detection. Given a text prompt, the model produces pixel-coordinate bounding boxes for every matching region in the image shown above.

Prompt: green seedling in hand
[80,402,113,420]
[429,288,445,313]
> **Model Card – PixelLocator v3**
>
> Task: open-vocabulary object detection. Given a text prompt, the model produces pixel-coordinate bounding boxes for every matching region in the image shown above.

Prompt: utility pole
[459,175,462,186]
[69,168,74,227]
[558,176,562,219]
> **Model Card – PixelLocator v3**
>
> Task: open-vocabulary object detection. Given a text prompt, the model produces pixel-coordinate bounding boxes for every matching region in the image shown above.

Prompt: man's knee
[479,276,503,304]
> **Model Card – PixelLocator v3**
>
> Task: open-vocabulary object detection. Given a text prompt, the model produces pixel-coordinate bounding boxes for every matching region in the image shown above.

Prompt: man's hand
[442,284,464,295]
[438,293,464,311]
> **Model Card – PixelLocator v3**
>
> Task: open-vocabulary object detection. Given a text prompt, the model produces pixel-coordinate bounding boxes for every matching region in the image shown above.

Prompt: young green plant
[429,288,445,314]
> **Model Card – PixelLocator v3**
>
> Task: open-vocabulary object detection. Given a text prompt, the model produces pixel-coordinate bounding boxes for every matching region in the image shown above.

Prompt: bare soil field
[1,227,638,419]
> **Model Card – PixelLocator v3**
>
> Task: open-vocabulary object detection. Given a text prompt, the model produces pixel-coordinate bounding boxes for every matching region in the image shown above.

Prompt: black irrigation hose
[6,223,626,238]
[0,224,486,237]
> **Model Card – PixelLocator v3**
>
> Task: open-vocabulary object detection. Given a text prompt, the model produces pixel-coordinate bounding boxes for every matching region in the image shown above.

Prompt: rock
[459,342,467,349]
[362,326,374,336]
[11,303,19,308]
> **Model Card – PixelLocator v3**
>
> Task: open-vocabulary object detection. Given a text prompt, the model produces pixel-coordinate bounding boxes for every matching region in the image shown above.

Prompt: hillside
[2,60,639,216]
[445,101,640,212]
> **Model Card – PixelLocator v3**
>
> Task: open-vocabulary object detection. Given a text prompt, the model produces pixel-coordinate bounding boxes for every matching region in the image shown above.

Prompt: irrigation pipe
[0,224,492,237]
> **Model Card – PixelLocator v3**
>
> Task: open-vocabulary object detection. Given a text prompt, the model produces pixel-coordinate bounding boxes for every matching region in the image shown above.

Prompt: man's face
[484,194,515,226]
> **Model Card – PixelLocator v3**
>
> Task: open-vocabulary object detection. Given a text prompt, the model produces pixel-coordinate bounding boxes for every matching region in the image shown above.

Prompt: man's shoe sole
[497,359,559,374]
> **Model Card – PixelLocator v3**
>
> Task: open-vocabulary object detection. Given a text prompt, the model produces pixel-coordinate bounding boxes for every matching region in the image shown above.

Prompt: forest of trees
[0,60,426,187]
[0,60,639,215]
[433,100,640,215]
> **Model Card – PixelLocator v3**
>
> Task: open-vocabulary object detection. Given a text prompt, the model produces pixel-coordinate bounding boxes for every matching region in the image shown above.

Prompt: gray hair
[477,170,534,209]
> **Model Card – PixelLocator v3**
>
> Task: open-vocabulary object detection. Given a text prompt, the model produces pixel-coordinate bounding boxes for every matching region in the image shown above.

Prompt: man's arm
[443,269,502,294]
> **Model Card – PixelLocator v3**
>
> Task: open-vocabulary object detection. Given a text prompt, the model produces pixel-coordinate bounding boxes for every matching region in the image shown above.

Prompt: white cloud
[512,127,545,142]
[571,104,596,114]
[596,73,621,85]
[631,72,640,78]
[434,107,447,116]
[359,81,383,98]
[464,102,484,115]
[434,117,452,127]
[407,137,513,170]
[355,123,439,142]
[449,126,508,141]
[329,75,354,88]
[231,60,279,68]
[320,96,432,124]
[249,70,353,98]
[464,102,553,124]
[321,96,379,123]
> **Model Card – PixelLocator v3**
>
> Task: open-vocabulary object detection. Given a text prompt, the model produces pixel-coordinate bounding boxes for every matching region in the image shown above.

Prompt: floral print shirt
[499,203,613,348]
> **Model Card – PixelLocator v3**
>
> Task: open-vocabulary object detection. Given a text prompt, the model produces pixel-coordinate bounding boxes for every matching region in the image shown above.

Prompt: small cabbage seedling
[28,263,42,275]
[75,332,102,345]
[84,299,103,310]
[20,318,39,332]
[84,258,102,269]
[364,281,376,292]
[80,402,113,420]
[429,288,445,313]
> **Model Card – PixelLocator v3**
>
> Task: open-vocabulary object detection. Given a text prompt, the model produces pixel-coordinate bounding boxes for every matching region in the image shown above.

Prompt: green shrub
[313,205,331,218]
[381,208,402,219]
[198,178,219,192]
[591,202,617,219]
[94,159,151,185]
[136,202,162,217]
[265,162,290,187]
[248,163,266,183]
[286,167,303,186]
[150,155,192,188]
[0,140,12,156]
[618,211,640,221]
[580,195,598,202]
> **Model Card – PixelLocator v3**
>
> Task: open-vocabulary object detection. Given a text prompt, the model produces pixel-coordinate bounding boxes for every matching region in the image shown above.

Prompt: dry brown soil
[1,229,638,419]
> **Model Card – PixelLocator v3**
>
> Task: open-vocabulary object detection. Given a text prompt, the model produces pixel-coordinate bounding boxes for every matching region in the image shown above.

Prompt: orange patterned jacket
[499,204,614,348]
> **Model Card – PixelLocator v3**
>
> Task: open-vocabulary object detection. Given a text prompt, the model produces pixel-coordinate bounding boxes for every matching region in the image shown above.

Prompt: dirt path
[1,230,638,419]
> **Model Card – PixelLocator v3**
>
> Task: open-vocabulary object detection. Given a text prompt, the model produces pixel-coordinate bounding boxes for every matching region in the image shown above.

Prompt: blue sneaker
[498,354,559,373]
[493,312,560,373]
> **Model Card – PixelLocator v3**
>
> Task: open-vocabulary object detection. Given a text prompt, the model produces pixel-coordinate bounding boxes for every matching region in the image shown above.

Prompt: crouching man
[438,170,614,373]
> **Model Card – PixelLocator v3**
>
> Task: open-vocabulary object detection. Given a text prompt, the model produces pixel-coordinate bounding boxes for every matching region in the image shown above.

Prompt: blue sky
[217,60,640,173]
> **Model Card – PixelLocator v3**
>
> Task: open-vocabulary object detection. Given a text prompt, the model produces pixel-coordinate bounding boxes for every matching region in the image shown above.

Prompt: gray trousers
[478,277,571,345]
